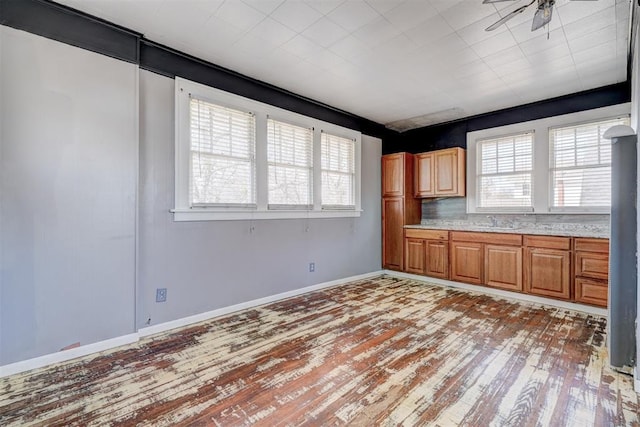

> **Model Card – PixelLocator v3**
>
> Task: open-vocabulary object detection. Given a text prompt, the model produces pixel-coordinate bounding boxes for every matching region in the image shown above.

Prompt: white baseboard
[139,270,384,338]
[635,376,640,393]
[0,270,384,378]
[0,333,139,378]
[384,270,608,317]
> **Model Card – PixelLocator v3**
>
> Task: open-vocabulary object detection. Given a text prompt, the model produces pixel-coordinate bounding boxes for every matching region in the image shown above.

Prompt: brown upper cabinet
[415,147,466,198]
[383,153,411,197]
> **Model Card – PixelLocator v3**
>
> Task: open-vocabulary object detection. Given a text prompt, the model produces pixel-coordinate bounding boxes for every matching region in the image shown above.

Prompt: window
[321,132,355,209]
[190,98,256,206]
[477,132,533,211]
[466,103,630,214]
[550,117,630,210]
[174,78,362,221]
[267,119,313,208]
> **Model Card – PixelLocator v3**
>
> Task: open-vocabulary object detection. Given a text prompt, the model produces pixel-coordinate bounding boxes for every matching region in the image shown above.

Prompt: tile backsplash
[421,197,609,227]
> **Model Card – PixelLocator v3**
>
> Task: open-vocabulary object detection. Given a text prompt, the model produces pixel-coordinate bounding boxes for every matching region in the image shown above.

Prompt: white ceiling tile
[245,17,297,47]
[302,17,349,47]
[572,40,617,66]
[305,0,346,15]
[567,24,617,55]
[280,35,323,59]
[440,0,495,31]
[509,12,563,44]
[382,0,439,32]
[428,0,465,15]
[197,16,246,50]
[563,6,615,41]
[482,45,527,69]
[491,58,532,78]
[470,30,517,58]
[456,11,510,46]
[404,14,455,47]
[329,35,373,60]
[419,32,468,61]
[555,0,616,26]
[270,1,323,33]
[215,1,266,31]
[364,0,405,14]
[244,0,284,15]
[327,1,380,32]
[353,16,402,47]
[519,28,568,57]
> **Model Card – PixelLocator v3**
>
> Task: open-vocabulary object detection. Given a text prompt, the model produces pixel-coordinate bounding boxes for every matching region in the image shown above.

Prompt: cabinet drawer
[405,228,449,240]
[523,235,571,250]
[574,238,609,253]
[450,231,522,246]
[575,278,608,307]
[575,251,609,280]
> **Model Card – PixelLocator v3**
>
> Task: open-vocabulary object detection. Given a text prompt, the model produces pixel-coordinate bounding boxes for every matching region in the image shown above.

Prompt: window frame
[475,130,535,213]
[320,130,357,210]
[174,77,362,221]
[466,103,630,214]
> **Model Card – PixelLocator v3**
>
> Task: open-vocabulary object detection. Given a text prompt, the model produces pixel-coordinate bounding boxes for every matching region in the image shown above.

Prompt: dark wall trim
[0,0,141,63]
[384,81,631,154]
[0,0,390,139]
[140,40,390,137]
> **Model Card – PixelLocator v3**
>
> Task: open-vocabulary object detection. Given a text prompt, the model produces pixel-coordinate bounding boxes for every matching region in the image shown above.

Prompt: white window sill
[171,209,363,222]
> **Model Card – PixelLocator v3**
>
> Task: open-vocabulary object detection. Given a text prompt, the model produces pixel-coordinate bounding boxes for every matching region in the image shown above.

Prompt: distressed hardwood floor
[1,276,639,426]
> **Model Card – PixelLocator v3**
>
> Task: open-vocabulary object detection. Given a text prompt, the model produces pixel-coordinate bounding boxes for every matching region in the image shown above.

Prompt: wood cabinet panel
[575,252,609,280]
[382,197,404,270]
[524,248,571,300]
[451,231,522,246]
[414,153,434,197]
[405,229,449,240]
[450,241,483,285]
[523,235,571,250]
[575,277,608,307]
[426,240,449,279]
[574,238,609,253]
[405,238,426,275]
[435,149,463,195]
[382,154,405,197]
[484,245,523,291]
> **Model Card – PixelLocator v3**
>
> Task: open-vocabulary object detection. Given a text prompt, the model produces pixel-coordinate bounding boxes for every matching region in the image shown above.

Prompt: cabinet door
[426,240,449,279]
[524,248,571,300]
[414,153,434,197]
[382,154,405,197]
[450,241,483,284]
[405,238,426,274]
[382,197,404,270]
[575,277,608,307]
[434,148,465,196]
[575,251,609,280]
[485,245,523,291]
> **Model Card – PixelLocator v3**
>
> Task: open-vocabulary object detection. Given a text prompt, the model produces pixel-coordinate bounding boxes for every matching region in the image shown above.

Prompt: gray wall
[138,70,381,327]
[0,27,138,365]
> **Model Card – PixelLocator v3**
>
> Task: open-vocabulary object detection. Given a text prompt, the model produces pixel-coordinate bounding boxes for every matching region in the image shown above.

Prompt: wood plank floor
[1,275,639,426]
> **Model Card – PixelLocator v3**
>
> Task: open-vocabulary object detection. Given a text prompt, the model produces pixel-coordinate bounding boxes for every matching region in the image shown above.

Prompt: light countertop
[405,221,609,239]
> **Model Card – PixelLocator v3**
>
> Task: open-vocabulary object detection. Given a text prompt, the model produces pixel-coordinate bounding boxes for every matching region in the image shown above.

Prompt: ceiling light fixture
[484,0,598,32]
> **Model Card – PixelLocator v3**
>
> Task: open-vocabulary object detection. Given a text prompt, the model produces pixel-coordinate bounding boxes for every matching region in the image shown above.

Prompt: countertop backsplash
[418,197,610,238]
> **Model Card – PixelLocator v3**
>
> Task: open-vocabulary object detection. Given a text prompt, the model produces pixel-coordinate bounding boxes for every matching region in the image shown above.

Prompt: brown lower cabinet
[404,229,609,307]
[404,229,449,279]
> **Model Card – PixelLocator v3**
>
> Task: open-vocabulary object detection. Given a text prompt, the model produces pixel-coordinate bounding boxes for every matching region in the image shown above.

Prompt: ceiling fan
[484,0,598,32]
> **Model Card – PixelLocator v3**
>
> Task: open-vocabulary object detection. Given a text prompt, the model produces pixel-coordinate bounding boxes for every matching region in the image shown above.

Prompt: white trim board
[384,270,608,317]
[0,270,383,379]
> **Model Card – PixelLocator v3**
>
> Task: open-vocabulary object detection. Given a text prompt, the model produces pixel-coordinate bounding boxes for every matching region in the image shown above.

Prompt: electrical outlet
[156,288,167,303]
[309,262,315,272]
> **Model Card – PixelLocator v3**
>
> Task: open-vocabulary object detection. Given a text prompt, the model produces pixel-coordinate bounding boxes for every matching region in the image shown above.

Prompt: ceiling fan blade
[485,0,536,32]
[531,3,554,31]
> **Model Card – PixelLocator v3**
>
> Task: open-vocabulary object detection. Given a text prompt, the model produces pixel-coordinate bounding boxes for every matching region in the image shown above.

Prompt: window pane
[477,132,533,209]
[550,116,629,209]
[190,98,255,205]
[321,133,355,208]
[267,119,313,207]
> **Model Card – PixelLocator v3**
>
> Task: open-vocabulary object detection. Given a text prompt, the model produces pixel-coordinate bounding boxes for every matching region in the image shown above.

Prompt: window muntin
[477,132,533,210]
[550,117,630,209]
[267,119,314,209]
[321,132,355,209]
[190,98,256,206]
